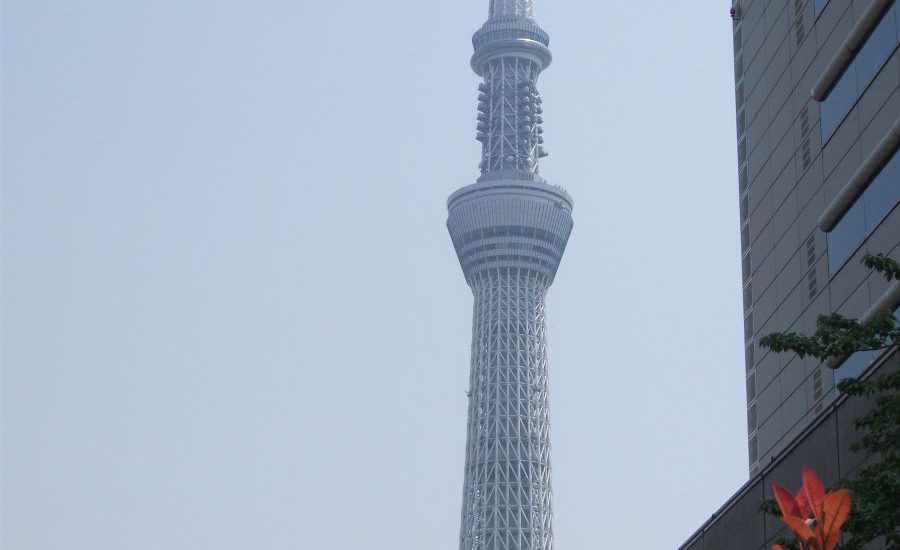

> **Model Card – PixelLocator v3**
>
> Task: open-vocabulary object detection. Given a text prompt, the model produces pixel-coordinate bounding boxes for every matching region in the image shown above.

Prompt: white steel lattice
[489,0,534,19]
[476,58,546,176]
[459,268,553,550]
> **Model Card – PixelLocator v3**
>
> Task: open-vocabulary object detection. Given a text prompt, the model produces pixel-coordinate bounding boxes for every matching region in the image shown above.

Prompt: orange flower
[771,467,851,550]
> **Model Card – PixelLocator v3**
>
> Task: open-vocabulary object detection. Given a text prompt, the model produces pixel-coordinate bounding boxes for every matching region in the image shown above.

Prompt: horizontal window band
[826,281,900,369]
[459,238,565,260]
[812,0,894,101]
[453,224,565,249]
[460,245,562,267]
[818,117,900,231]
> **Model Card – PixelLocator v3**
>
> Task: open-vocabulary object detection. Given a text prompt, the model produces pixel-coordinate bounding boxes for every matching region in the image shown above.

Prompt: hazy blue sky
[2,1,745,548]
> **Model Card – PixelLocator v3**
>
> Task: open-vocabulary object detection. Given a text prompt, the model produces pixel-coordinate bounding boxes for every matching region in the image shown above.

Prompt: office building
[679,0,900,548]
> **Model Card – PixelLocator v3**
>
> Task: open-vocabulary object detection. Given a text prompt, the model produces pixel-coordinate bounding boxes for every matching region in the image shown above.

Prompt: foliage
[758,253,900,550]
[863,253,900,282]
[758,254,899,361]
[758,310,898,362]
[769,467,851,550]
[837,370,900,550]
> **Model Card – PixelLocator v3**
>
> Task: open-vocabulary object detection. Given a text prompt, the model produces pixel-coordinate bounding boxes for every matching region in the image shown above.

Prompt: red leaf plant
[771,467,851,550]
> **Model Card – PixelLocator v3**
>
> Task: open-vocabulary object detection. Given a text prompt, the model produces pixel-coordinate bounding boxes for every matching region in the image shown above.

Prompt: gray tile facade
[735,0,900,473]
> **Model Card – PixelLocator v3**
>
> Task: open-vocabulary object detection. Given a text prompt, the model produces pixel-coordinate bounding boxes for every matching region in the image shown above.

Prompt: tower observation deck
[447,1,573,549]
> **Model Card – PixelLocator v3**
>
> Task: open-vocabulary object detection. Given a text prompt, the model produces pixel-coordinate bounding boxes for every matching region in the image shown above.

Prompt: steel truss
[489,0,534,19]
[476,58,546,176]
[459,268,553,550]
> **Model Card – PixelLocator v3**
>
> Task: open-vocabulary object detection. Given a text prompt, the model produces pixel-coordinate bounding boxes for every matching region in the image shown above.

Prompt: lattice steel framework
[447,3,572,549]
[471,5,551,181]
[477,58,546,175]
[460,268,552,550]
[489,0,534,19]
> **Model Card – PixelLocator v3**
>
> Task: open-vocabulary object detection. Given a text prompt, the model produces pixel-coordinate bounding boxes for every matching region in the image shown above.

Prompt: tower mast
[447,2,573,549]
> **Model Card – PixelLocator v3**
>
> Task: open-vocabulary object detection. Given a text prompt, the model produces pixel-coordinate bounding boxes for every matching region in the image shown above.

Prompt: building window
[827,152,900,274]
[834,309,900,385]
[820,4,899,140]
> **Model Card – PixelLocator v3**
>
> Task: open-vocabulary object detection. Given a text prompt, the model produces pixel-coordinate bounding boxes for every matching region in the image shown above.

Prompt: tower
[447,1,573,549]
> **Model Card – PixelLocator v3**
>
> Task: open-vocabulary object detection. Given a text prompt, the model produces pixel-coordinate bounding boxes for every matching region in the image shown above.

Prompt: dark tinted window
[834,349,877,385]
[834,310,900,385]
[820,4,899,140]
[827,152,900,274]
[828,199,867,273]
[855,7,898,89]
[821,64,858,138]
[864,153,900,225]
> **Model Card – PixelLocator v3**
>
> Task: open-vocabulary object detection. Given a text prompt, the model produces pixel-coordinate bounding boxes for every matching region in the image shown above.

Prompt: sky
[2,1,746,549]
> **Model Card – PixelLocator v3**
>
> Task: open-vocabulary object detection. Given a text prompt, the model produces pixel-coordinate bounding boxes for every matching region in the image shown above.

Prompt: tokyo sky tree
[447,1,573,549]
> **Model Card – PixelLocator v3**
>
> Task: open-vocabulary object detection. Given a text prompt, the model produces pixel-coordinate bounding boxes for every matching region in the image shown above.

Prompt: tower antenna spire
[471,0,551,180]
[489,0,534,19]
